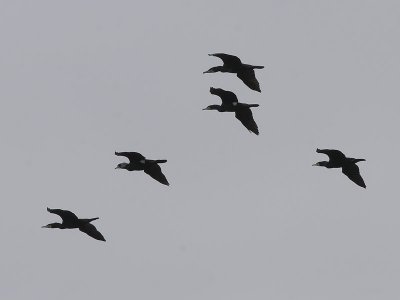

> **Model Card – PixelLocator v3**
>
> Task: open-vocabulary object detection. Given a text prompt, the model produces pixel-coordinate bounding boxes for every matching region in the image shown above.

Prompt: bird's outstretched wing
[316,149,347,162]
[237,69,261,92]
[144,163,169,186]
[342,163,366,188]
[210,87,239,105]
[115,151,145,163]
[79,223,106,241]
[235,108,259,135]
[209,53,242,67]
[47,208,79,222]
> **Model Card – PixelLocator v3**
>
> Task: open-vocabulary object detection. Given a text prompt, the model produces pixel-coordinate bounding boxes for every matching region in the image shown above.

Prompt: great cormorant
[313,148,366,188]
[203,87,259,135]
[42,208,106,241]
[203,53,264,92]
[115,151,169,186]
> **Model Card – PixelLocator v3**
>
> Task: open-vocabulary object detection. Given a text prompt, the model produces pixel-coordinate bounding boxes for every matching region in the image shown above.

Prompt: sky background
[1,0,400,299]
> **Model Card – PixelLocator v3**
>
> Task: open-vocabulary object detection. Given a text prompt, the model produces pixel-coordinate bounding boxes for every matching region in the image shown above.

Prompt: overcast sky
[1,1,400,299]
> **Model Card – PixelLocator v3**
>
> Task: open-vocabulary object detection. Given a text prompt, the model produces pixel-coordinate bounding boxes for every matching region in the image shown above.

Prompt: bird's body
[313,148,366,188]
[42,208,106,241]
[204,53,264,92]
[203,87,260,135]
[115,151,169,186]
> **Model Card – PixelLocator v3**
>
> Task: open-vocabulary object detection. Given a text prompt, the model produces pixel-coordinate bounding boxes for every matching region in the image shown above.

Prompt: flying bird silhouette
[115,151,169,186]
[42,208,106,241]
[204,53,264,92]
[203,87,260,135]
[313,148,366,188]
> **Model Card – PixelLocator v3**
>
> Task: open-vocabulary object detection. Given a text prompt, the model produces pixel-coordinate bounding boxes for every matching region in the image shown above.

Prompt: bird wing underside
[237,69,261,92]
[144,163,169,186]
[115,151,145,163]
[342,163,366,188]
[235,108,259,135]
[79,223,106,241]
[316,149,347,162]
[210,53,242,67]
[210,88,239,105]
[47,208,79,222]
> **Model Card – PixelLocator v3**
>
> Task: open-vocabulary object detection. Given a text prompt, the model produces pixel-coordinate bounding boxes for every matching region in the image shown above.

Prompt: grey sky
[1,0,400,299]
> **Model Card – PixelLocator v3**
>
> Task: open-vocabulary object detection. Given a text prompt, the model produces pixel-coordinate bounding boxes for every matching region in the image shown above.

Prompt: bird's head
[203,66,222,74]
[312,161,328,167]
[115,162,129,169]
[202,104,221,111]
[42,223,62,229]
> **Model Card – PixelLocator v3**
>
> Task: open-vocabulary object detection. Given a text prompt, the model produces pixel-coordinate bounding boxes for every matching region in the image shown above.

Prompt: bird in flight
[42,207,106,241]
[203,87,260,135]
[204,53,264,92]
[313,148,366,188]
[115,151,169,186]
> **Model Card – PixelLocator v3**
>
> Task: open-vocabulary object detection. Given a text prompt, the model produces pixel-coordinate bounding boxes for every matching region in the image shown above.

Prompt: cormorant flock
[42,52,367,242]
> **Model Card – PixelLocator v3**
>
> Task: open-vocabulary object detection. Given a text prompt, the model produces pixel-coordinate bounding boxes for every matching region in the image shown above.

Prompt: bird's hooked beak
[115,162,128,169]
[312,163,320,166]
[41,224,51,228]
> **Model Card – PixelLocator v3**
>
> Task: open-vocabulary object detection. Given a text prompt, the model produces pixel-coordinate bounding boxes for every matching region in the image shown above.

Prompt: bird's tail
[349,158,366,163]
[155,160,167,164]
[82,217,99,223]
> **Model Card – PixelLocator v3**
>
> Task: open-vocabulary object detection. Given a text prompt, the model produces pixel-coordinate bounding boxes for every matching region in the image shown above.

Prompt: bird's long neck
[208,105,223,111]
[314,161,331,168]
[204,66,228,73]
[43,222,65,229]
[215,66,230,73]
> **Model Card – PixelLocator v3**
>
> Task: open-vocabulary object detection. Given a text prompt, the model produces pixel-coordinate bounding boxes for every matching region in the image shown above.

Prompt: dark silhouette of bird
[42,208,106,241]
[203,53,264,92]
[115,151,169,186]
[203,87,259,135]
[313,148,366,188]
